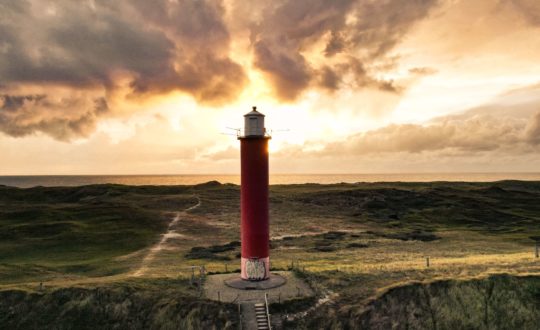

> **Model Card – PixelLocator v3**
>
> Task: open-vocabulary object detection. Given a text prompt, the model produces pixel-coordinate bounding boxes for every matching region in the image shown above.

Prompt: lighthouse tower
[238,106,271,281]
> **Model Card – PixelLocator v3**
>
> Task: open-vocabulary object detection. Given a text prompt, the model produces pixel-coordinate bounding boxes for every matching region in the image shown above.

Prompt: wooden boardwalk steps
[254,302,270,329]
[241,298,271,330]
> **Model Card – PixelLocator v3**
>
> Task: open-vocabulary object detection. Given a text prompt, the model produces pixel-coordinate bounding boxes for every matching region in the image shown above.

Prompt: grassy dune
[0,184,201,281]
[1,181,539,328]
[0,278,237,329]
[298,274,540,329]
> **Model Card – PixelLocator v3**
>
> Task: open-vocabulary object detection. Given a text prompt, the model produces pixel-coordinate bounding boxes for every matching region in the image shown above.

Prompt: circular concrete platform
[204,271,314,303]
[224,273,286,290]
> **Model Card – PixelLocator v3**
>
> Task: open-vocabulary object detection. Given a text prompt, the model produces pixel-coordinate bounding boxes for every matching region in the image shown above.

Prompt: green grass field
[0,181,539,328]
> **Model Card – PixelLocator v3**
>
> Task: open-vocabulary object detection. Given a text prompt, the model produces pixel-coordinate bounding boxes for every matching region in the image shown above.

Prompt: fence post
[426,257,430,268]
[198,267,203,297]
[200,265,206,278]
[536,241,539,258]
[238,303,242,330]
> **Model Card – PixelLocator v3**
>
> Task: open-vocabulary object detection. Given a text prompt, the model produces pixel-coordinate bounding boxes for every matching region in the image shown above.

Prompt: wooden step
[253,302,270,330]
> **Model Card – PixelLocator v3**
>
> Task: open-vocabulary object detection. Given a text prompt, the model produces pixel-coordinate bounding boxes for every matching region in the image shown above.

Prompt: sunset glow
[1,0,540,174]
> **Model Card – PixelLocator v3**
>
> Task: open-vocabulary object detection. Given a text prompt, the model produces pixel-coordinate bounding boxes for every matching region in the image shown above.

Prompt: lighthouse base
[224,273,286,290]
[241,257,270,280]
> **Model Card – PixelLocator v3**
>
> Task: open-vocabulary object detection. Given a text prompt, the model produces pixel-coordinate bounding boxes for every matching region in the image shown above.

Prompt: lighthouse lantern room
[244,108,266,137]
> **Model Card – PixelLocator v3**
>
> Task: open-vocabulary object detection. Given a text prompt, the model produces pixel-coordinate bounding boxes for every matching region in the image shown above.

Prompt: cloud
[330,113,539,158]
[0,2,175,90]
[408,67,438,75]
[0,93,109,141]
[253,40,313,100]
[126,0,247,102]
[499,0,540,26]
[1,0,537,146]
[0,2,245,102]
[326,114,525,155]
[318,66,342,91]
[0,0,248,140]
[249,0,440,100]
[274,84,540,159]
[525,111,540,144]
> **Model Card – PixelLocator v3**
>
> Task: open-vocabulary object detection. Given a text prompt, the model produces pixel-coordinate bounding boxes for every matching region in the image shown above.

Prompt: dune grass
[1,181,539,327]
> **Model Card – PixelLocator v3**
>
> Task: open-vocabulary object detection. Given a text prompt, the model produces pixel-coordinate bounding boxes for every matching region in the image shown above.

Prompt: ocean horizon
[1,172,540,188]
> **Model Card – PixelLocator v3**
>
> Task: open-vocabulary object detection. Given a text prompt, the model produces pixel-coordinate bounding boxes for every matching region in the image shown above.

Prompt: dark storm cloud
[0,94,109,141]
[0,0,442,139]
[324,31,347,57]
[253,40,313,100]
[0,0,246,140]
[250,0,354,100]
[250,0,439,100]
[0,7,175,89]
[126,0,246,100]
[0,95,46,112]
[129,0,230,49]
[1,2,161,88]
[0,0,245,99]
[319,66,342,91]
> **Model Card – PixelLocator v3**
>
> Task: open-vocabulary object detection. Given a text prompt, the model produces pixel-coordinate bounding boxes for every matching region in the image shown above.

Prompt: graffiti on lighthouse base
[241,257,269,280]
[246,258,266,280]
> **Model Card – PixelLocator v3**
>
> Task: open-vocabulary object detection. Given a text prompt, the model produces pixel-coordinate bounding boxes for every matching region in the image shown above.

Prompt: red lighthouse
[239,107,271,281]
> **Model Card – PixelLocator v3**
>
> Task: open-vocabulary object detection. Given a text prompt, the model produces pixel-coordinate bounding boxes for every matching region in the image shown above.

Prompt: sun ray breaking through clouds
[1,0,540,174]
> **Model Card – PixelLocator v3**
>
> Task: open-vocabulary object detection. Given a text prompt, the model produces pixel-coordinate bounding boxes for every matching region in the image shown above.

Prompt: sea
[1,173,540,188]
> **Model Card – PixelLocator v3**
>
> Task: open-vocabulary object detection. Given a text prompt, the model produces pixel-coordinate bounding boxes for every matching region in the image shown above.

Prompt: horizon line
[1,172,540,177]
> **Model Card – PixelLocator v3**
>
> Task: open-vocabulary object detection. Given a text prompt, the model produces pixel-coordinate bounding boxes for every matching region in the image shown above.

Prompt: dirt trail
[133,196,201,277]
[271,229,365,241]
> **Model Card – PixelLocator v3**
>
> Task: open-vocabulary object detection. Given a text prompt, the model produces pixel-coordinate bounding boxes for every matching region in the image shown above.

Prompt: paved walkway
[204,271,314,303]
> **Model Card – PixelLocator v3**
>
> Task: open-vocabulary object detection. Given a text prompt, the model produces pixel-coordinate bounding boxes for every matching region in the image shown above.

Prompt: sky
[1,0,540,175]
